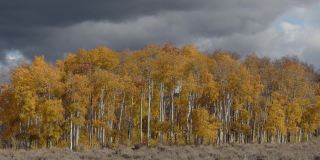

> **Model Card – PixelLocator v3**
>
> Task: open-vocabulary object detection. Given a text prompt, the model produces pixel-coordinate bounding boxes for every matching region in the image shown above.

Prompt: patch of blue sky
[4,50,24,62]
[273,15,304,32]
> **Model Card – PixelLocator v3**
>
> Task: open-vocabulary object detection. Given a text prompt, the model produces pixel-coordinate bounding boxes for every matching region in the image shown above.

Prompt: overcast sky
[1,0,320,74]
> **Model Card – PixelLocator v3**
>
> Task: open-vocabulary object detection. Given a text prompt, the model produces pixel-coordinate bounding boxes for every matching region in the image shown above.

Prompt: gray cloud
[0,0,318,67]
[0,49,29,82]
[0,0,211,27]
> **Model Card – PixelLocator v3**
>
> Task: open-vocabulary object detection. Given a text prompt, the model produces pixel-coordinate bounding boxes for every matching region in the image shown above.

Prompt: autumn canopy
[0,44,319,150]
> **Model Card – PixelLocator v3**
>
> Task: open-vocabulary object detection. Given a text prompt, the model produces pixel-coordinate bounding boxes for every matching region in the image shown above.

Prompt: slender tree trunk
[47,139,52,149]
[159,83,164,144]
[98,89,105,146]
[170,89,174,144]
[89,93,93,146]
[140,91,143,144]
[128,96,133,145]
[102,128,105,145]
[186,92,192,144]
[118,93,125,131]
[108,95,116,145]
[70,114,73,150]
[75,125,79,148]
[147,79,152,146]
[298,129,302,143]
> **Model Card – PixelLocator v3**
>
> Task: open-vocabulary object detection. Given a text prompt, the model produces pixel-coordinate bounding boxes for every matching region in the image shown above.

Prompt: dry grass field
[0,139,320,160]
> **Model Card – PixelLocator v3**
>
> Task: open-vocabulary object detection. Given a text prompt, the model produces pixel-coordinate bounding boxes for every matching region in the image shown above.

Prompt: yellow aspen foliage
[0,85,20,140]
[11,65,37,121]
[38,99,64,146]
[0,45,320,148]
[88,47,120,71]
[266,92,286,135]
[192,108,219,143]
[301,96,320,133]
[286,100,303,134]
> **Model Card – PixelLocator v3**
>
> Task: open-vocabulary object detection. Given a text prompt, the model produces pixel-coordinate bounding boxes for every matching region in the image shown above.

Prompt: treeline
[0,43,320,150]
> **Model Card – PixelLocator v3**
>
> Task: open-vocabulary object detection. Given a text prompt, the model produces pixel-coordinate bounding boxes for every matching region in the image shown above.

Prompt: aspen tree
[0,84,20,147]
[11,65,37,149]
[65,74,90,150]
[1,44,320,148]
[30,56,64,148]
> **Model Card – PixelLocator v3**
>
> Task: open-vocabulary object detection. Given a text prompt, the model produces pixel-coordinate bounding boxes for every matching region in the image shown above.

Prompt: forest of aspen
[0,43,320,151]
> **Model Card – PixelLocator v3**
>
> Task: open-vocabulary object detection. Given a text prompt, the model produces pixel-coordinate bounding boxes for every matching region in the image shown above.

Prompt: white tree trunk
[147,80,152,146]
[128,96,133,145]
[140,91,143,144]
[159,83,164,144]
[170,90,174,144]
[70,117,73,150]
[118,93,125,131]
[186,92,192,144]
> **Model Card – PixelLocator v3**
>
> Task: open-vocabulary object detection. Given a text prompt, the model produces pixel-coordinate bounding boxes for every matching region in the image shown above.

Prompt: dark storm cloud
[0,0,212,52]
[302,46,320,69]
[0,0,204,60]
[0,0,317,64]
[0,0,209,27]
